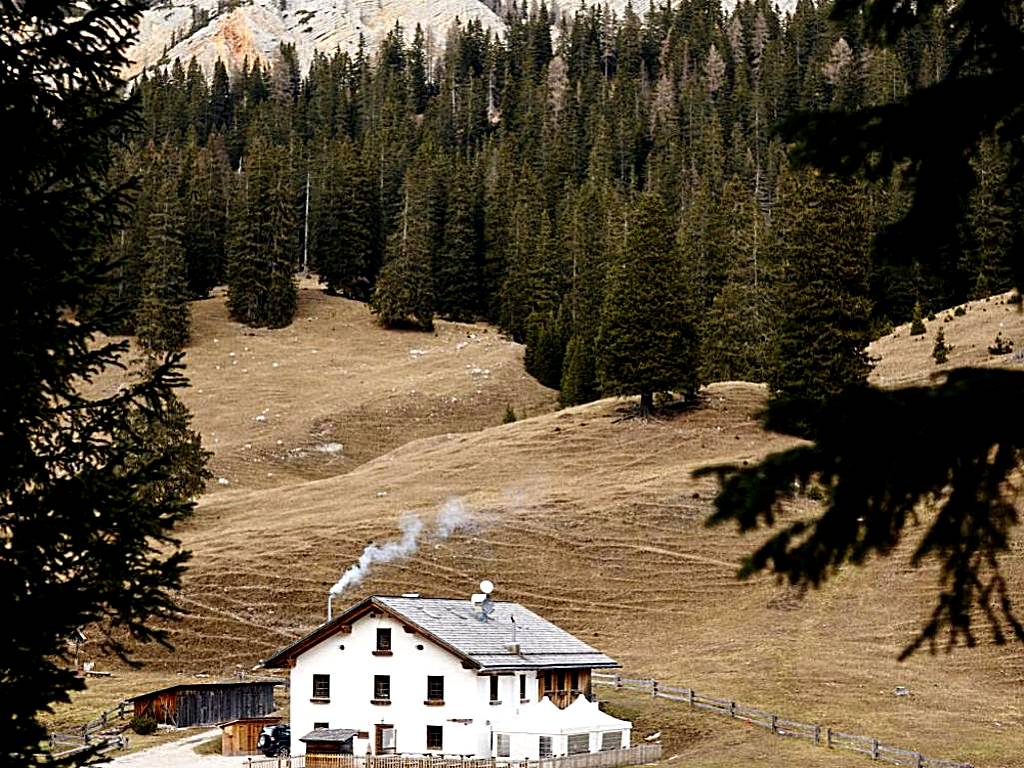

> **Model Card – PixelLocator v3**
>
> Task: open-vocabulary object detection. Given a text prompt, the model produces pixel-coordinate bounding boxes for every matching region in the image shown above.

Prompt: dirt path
[98,729,246,767]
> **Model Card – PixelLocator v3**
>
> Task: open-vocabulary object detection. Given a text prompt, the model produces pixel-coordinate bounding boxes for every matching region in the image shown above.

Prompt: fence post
[770,715,777,735]
[813,725,820,745]
[914,753,922,768]
[615,675,621,690]
[729,702,736,718]
[687,689,694,708]
[825,728,832,749]
[872,739,879,760]
[651,680,658,698]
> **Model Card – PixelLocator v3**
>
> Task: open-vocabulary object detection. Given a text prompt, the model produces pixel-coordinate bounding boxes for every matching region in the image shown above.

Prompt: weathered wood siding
[133,683,277,727]
[134,691,177,723]
[174,683,277,726]
[221,717,282,756]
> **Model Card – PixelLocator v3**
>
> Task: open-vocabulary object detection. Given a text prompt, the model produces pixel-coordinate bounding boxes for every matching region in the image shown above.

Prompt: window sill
[489,700,502,706]
[371,699,392,706]
[310,697,330,704]
[372,650,393,657]
[423,700,445,706]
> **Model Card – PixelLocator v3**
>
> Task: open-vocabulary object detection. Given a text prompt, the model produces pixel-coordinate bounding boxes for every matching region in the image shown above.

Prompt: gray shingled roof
[300,728,358,743]
[375,596,617,671]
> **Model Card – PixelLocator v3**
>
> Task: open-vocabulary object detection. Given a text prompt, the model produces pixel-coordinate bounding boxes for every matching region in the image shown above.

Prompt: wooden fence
[244,744,662,768]
[592,673,972,768]
[45,699,132,760]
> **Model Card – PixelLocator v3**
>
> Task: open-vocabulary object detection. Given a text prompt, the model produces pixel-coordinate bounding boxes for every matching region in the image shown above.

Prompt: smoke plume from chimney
[326,498,475,618]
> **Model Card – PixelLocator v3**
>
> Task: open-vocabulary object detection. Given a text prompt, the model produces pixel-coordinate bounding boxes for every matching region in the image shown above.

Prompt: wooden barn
[128,679,281,727]
[219,716,282,756]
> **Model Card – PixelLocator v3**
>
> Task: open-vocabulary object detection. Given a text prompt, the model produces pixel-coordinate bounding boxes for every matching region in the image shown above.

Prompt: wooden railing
[46,699,132,759]
[540,689,587,709]
[244,745,662,768]
[593,673,973,768]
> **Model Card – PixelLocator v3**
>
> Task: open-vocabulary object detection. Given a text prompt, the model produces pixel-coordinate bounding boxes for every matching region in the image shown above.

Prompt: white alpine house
[261,589,631,760]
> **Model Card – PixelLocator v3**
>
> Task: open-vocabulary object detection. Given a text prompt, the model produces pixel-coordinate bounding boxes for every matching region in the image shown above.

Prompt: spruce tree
[597,193,700,414]
[560,333,600,406]
[136,174,191,352]
[1,0,208,762]
[181,137,229,298]
[767,172,874,436]
[227,138,299,328]
[435,159,483,321]
[371,186,435,331]
[311,139,378,299]
[698,178,775,383]
[932,327,950,364]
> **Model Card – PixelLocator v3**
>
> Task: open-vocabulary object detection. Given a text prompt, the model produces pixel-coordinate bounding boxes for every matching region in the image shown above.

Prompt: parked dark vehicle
[257,724,290,756]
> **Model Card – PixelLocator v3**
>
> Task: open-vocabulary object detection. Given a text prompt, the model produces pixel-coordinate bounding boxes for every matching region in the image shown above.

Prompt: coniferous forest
[92,0,1022,412]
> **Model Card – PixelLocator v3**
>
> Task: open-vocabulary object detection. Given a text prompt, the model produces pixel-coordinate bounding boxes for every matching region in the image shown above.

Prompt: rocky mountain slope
[128,0,797,77]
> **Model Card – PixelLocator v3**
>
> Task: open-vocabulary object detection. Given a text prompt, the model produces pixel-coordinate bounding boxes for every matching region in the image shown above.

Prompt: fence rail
[46,699,132,759]
[592,673,972,768]
[245,745,662,768]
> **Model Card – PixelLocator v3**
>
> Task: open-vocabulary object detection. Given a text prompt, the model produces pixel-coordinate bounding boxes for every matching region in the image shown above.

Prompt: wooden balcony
[538,668,593,709]
[541,689,589,710]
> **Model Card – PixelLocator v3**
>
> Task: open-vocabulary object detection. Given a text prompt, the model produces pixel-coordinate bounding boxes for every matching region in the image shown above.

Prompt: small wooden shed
[219,716,282,756]
[128,679,281,727]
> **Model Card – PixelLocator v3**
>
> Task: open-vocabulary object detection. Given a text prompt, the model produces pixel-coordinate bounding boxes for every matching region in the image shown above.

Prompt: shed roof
[301,729,359,744]
[261,595,617,671]
[218,716,282,728]
[127,678,283,701]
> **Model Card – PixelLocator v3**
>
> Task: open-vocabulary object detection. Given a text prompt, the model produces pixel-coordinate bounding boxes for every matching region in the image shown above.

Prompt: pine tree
[768,173,874,436]
[932,327,950,364]
[227,138,299,328]
[560,333,600,406]
[598,193,700,414]
[1,0,208,762]
[435,159,483,321]
[909,302,926,335]
[182,137,229,298]
[371,185,435,331]
[698,178,775,383]
[311,139,378,299]
[136,174,191,352]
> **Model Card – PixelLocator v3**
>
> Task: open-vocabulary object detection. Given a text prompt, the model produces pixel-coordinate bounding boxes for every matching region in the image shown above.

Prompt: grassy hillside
[64,287,1024,768]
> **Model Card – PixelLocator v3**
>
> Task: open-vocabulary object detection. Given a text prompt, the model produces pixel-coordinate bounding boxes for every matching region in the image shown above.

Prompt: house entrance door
[375,724,396,755]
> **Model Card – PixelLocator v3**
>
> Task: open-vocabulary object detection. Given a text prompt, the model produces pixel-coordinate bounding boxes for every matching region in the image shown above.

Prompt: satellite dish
[480,580,494,595]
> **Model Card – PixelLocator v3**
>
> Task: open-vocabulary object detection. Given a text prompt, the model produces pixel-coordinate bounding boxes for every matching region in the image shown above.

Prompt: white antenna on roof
[473,580,495,621]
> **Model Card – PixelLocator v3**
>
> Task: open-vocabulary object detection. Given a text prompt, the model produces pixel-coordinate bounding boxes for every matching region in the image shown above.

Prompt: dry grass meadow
[53,282,1024,767]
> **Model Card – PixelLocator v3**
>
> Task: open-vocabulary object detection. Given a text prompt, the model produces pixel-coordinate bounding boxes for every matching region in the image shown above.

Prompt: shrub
[1009,292,1022,306]
[954,305,967,316]
[988,333,1014,355]
[130,715,158,735]
[502,405,517,424]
